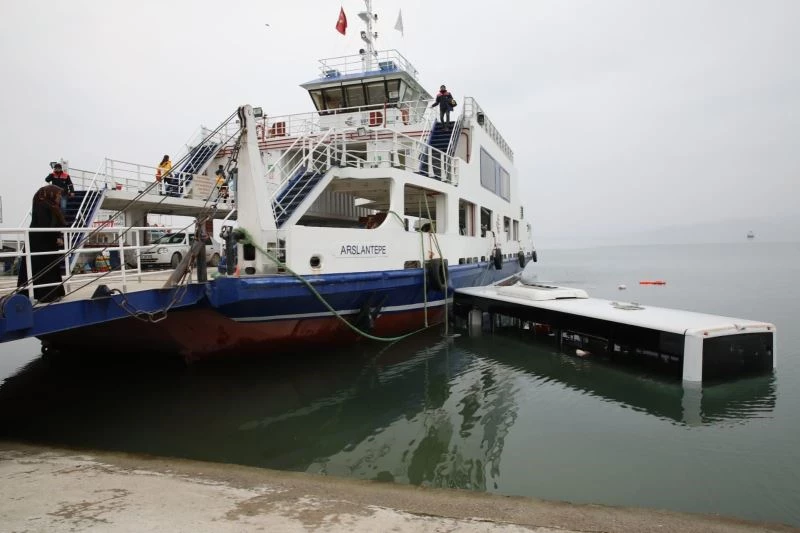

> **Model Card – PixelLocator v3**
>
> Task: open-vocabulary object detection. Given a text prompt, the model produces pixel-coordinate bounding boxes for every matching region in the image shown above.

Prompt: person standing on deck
[17,185,67,303]
[156,155,172,196]
[44,163,74,212]
[215,165,228,202]
[431,85,455,130]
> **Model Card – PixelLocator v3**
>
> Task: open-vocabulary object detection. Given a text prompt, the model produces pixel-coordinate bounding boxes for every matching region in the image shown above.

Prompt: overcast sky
[1,0,797,246]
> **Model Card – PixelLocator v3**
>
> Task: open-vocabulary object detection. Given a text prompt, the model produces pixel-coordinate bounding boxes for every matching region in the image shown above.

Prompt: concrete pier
[0,442,795,532]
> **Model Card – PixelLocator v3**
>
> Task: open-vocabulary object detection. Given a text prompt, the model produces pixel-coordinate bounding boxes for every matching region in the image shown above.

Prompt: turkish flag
[336,7,347,35]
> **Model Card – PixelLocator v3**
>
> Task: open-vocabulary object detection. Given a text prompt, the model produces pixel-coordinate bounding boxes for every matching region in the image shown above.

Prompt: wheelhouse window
[309,90,324,111]
[386,79,401,104]
[365,82,387,106]
[322,87,344,112]
[345,84,366,108]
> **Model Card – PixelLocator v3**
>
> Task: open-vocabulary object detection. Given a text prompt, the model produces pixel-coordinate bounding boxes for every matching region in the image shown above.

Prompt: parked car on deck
[127,232,220,269]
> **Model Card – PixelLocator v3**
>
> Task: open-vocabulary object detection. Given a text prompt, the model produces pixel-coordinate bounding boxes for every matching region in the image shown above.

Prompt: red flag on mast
[336,7,347,35]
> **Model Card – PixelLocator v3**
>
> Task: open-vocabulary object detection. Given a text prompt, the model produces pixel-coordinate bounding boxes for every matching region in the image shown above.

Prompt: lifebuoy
[518,251,525,268]
[426,258,448,292]
[493,248,503,270]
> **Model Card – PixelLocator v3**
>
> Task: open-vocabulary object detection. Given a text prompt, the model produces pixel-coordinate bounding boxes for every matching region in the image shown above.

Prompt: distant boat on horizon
[747,230,755,239]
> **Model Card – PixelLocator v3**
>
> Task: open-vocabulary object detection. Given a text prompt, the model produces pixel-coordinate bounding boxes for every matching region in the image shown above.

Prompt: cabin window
[503,216,511,241]
[404,184,444,234]
[345,85,366,109]
[366,82,387,106]
[480,207,493,237]
[499,167,510,200]
[322,87,344,111]
[459,199,476,236]
[480,149,495,190]
[480,148,510,201]
[513,219,519,241]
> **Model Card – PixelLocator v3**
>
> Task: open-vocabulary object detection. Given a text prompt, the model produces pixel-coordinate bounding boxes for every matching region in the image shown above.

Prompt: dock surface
[0,442,794,532]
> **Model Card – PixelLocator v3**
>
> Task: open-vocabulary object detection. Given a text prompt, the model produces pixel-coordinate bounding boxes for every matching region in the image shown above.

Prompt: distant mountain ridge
[536,214,800,249]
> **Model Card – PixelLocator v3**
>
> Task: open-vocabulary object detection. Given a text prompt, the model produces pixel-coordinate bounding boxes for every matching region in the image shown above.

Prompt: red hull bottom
[43,306,447,361]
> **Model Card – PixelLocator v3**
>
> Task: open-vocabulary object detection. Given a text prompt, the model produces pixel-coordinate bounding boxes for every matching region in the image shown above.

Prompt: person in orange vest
[45,163,74,212]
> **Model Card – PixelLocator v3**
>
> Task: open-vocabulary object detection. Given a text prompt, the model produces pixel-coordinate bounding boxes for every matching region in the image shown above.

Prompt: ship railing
[418,105,438,148]
[271,130,339,223]
[338,128,460,184]
[462,97,514,162]
[269,126,460,196]
[70,159,207,199]
[70,161,104,228]
[222,99,432,143]
[0,225,204,302]
[317,49,420,80]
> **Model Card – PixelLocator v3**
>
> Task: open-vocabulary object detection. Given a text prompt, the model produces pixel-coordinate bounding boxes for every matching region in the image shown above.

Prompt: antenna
[357,0,379,71]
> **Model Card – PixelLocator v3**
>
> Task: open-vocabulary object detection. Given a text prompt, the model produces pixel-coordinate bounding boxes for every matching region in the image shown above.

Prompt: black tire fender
[518,250,526,268]
[170,252,182,269]
[493,248,503,270]
[427,258,448,291]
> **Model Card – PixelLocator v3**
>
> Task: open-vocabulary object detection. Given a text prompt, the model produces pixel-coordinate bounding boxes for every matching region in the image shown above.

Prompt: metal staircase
[167,141,221,197]
[419,121,459,179]
[270,130,340,228]
[64,188,106,272]
[273,167,327,227]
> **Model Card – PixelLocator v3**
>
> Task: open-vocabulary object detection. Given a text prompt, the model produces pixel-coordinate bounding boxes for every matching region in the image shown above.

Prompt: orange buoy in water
[639,280,666,285]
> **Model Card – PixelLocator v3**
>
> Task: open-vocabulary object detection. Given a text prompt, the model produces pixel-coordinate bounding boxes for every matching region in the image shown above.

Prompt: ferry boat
[0,1,536,360]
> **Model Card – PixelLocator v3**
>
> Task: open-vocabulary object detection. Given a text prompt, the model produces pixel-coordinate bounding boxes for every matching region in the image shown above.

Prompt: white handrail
[0,225,202,301]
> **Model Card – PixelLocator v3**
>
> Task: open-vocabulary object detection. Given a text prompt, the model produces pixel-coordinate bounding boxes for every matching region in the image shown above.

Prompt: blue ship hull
[35,260,522,360]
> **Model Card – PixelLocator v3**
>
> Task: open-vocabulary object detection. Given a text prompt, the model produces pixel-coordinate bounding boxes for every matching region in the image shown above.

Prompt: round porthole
[310,255,322,269]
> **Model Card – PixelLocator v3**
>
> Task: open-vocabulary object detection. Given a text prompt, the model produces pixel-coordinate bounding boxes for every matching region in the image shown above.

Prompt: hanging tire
[532,250,538,263]
[518,251,526,267]
[427,258,448,292]
[493,248,503,270]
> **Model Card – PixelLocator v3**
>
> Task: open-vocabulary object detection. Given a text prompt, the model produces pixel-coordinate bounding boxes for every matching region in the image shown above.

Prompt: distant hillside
[535,215,800,249]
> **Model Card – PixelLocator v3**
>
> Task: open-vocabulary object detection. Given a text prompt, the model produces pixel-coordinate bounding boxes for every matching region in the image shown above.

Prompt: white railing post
[135,230,142,282]
[118,228,127,292]
[62,230,71,291]
[22,232,34,301]
[427,150,433,178]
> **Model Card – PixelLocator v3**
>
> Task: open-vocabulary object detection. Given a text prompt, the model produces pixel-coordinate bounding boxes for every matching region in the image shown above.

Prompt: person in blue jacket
[431,85,455,130]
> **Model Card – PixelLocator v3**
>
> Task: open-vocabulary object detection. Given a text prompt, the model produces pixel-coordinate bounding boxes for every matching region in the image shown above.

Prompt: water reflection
[462,332,777,427]
[0,327,777,494]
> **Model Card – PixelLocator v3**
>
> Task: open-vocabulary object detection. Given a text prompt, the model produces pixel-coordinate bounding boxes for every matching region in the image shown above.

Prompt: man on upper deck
[44,163,74,212]
[431,85,455,131]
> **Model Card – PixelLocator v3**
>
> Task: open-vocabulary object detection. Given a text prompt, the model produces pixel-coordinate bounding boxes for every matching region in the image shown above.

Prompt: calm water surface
[1,242,798,526]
